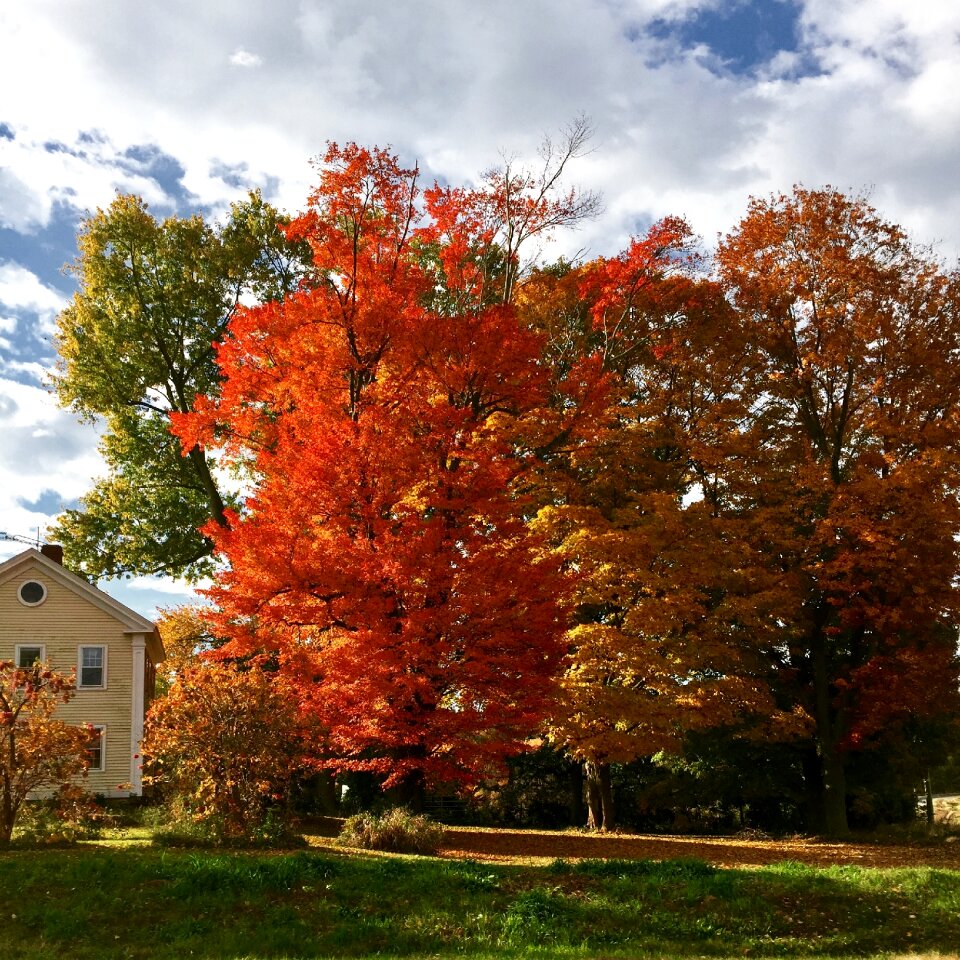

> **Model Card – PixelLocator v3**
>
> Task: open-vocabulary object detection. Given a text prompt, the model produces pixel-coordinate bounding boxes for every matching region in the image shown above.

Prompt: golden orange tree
[525,221,801,829]
[526,191,960,834]
[143,660,306,838]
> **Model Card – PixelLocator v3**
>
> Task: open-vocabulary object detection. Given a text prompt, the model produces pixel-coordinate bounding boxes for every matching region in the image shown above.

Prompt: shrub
[336,808,444,855]
[0,661,96,846]
[13,786,107,845]
[143,661,306,841]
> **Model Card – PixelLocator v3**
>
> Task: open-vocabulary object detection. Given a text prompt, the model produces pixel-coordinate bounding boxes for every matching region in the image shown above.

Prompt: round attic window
[18,580,47,606]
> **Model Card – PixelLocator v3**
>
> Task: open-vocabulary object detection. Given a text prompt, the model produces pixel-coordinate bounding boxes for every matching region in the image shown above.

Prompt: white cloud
[4,0,954,258]
[126,574,211,595]
[0,377,103,538]
[229,48,263,67]
[0,262,68,314]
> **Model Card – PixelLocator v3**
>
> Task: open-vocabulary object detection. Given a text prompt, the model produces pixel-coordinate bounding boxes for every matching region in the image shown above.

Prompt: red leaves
[168,158,960,814]
[173,143,592,789]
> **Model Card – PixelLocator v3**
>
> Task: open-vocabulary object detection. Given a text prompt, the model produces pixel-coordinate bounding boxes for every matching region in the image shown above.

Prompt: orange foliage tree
[174,141,600,795]
[154,604,221,692]
[526,191,960,834]
[525,220,802,829]
[707,187,960,834]
[0,661,93,845]
[143,660,305,837]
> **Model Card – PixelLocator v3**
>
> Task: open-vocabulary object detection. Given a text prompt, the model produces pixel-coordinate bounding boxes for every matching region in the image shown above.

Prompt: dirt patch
[438,825,960,870]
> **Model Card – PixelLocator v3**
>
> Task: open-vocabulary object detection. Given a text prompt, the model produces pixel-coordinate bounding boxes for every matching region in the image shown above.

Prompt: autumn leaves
[57,141,960,834]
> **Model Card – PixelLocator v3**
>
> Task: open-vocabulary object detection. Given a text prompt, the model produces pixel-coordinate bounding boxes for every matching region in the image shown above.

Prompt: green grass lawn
[1,844,958,959]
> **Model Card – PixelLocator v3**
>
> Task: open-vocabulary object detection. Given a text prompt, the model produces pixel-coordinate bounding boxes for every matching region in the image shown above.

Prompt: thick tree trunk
[187,446,228,528]
[819,742,848,837]
[309,771,339,815]
[801,747,826,834]
[584,761,614,831]
[810,625,849,837]
[387,770,426,812]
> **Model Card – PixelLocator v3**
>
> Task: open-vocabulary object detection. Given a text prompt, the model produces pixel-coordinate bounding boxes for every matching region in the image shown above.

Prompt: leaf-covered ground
[299,795,960,870]
[435,824,960,869]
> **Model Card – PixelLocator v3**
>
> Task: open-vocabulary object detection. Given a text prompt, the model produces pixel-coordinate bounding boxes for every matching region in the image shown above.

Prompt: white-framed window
[17,580,47,607]
[15,644,45,669]
[77,645,107,689]
[85,725,106,772]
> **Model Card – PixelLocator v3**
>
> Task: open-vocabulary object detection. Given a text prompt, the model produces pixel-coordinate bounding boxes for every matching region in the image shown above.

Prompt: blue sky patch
[121,143,195,210]
[18,489,71,515]
[0,122,14,141]
[0,200,83,290]
[649,0,805,75]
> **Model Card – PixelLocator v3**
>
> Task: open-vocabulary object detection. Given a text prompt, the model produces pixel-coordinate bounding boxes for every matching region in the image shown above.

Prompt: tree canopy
[54,149,960,834]
[51,192,308,581]
[173,141,601,791]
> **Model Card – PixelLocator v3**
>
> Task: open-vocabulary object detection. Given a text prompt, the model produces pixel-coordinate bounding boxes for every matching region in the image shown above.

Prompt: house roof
[0,548,165,662]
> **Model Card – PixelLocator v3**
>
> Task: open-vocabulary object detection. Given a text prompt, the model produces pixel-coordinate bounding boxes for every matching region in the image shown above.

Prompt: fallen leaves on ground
[437,825,960,869]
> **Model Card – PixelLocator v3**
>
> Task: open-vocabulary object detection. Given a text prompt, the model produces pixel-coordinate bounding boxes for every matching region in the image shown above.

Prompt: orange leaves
[0,662,93,845]
[143,661,306,837]
[170,142,601,789]
[537,187,960,816]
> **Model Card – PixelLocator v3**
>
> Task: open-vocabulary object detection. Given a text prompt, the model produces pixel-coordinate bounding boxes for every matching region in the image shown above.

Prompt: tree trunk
[584,761,614,831]
[309,771,339,815]
[801,747,826,834]
[819,742,848,837]
[187,446,228,528]
[924,772,935,826]
[810,623,849,837]
[585,761,603,830]
[0,792,11,847]
[387,770,425,812]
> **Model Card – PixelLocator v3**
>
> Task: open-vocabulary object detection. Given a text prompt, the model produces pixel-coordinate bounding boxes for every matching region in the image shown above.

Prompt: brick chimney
[40,543,64,565]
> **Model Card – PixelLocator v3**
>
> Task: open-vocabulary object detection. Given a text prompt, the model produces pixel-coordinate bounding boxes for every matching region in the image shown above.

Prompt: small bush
[13,787,108,845]
[336,808,444,855]
[149,799,304,849]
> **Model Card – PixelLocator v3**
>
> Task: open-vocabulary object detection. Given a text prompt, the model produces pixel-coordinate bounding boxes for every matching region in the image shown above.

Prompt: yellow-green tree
[52,193,308,581]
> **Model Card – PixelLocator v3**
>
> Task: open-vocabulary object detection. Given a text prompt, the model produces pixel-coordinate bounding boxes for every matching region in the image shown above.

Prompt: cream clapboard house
[0,546,165,797]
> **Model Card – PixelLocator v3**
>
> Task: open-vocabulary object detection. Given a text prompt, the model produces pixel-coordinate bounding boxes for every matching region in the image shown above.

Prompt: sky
[1,0,959,618]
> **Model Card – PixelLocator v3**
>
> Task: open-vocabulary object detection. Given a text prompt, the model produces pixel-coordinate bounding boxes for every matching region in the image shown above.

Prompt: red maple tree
[175,143,597,791]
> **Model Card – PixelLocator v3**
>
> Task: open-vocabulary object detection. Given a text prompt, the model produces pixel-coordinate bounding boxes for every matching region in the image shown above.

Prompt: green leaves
[51,193,306,580]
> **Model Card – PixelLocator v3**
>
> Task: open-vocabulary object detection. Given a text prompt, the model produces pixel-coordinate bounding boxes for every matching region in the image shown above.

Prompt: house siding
[0,555,152,798]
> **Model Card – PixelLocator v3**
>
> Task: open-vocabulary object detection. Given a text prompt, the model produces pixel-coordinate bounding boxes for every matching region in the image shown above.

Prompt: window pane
[17,647,43,669]
[86,728,104,770]
[80,647,104,686]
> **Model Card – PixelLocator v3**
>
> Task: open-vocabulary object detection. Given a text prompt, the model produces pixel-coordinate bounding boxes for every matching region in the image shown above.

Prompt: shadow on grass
[0,847,958,959]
